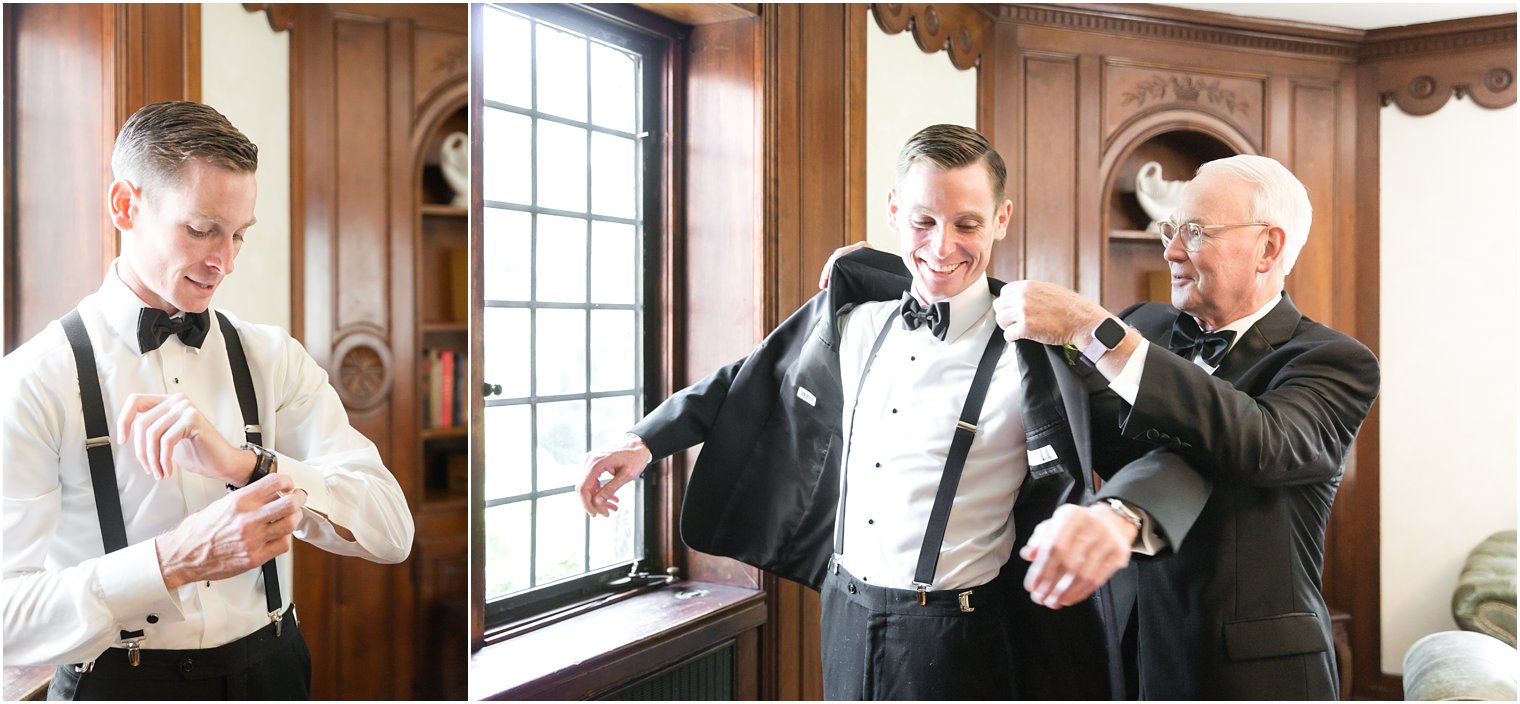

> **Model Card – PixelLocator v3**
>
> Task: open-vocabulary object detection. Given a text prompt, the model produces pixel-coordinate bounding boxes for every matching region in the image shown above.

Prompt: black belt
[65,606,300,681]
[826,561,1012,616]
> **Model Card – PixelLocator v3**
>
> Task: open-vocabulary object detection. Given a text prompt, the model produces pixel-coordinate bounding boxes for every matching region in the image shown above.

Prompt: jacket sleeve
[630,357,746,461]
[1122,332,1380,488]
[1095,448,1211,554]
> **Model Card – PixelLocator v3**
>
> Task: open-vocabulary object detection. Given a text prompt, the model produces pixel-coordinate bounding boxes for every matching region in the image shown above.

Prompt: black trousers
[47,606,311,701]
[820,564,1019,700]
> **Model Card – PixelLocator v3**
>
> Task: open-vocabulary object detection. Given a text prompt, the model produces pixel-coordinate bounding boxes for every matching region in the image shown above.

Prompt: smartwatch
[1080,318,1127,367]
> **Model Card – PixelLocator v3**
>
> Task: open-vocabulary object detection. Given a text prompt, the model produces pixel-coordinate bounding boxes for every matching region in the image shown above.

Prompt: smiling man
[2,101,413,700]
[579,124,1125,699]
[994,154,1380,698]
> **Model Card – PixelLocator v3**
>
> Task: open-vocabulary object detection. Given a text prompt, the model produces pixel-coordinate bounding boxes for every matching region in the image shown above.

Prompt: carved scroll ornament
[871,3,992,71]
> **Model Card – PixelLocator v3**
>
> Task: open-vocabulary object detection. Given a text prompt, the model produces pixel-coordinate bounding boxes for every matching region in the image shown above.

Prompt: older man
[995,154,1380,698]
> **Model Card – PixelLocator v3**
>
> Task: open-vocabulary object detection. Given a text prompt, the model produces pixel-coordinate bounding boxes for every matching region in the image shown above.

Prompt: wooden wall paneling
[983,15,1023,282]
[680,15,763,590]
[1282,80,1339,326]
[1020,51,1080,290]
[3,3,199,352]
[4,4,116,351]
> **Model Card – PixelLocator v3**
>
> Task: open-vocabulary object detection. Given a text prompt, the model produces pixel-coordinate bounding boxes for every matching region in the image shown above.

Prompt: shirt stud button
[867,519,874,525]
[146,614,159,624]
[891,408,898,414]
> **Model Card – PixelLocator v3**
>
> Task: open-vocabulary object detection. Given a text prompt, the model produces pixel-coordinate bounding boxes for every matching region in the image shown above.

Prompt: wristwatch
[1104,498,1145,533]
[1080,318,1127,367]
[233,442,277,489]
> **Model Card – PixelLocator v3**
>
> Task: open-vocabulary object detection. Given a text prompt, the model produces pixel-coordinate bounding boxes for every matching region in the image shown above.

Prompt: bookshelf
[419,106,471,505]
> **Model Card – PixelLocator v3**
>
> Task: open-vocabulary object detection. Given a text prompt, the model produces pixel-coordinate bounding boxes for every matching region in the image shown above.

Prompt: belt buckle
[958,589,975,613]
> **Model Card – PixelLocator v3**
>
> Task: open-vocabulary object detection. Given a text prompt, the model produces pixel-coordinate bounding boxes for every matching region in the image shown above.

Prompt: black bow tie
[1168,314,1236,367]
[137,308,210,353]
[899,293,950,341]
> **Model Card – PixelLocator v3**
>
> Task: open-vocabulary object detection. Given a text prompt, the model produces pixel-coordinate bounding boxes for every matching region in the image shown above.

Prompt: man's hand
[818,241,874,290]
[116,393,254,484]
[155,473,305,590]
[1019,503,1138,609]
[578,434,653,517]
[992,280,1109,347]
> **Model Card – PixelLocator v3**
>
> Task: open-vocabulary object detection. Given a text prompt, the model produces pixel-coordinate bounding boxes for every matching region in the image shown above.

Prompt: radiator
[599,640,736,700]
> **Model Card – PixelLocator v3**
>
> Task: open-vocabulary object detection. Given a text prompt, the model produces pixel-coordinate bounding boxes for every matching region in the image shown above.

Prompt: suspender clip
[74,661,95,674]
[121,636,145,667]
[913,582,930,606]
[828,554,841,575]
[958,590,975,613]
[271,608,285,638]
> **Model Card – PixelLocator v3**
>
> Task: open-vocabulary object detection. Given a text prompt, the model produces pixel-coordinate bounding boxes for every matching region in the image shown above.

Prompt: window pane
[589,478,637,569]
[534,493,587,584]
[534,24,587,122]
[535,399,586,491]
[483,108,531,205]
[590,395,636,452]
[485,404,531,501]
[534,215,587,303]
[536,121,587,212]
[589,42,637,133]
[483,8,530,108]
[484,308,530,400]
[485,501,531,599]
[590,132,636,219]
[483,208,531,302]
[590,309,635,393]
[535,309,586,397]
[590,221,636,304]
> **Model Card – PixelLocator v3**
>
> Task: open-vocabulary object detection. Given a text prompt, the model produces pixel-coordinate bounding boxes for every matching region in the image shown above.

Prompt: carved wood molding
[243,3,294,32]
[1360,14,1515,62]
[1006,4,1360,61]
[1379,65,1516,115]
[871,3,993,70]
[331,330,393,411]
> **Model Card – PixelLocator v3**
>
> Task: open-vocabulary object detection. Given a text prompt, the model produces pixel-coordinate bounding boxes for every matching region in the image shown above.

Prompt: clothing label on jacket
[796,386,817,407]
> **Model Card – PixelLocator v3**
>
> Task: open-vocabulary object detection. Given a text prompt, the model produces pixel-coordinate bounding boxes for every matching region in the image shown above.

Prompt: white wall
[201,4,291,330]
[1378,97,1518,673]
[865,28,978,253]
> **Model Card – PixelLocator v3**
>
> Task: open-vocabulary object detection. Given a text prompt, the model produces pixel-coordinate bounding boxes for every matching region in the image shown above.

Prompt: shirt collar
[911,276,992,344]
[93,258,201,355]
[1195,292,1282,354]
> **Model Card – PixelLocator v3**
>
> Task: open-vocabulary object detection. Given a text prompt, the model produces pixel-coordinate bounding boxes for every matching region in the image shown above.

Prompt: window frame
[470,2,685,648]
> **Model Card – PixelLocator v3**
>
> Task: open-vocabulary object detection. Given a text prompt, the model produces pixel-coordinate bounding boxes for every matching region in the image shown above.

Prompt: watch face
[1096,318,1126,349]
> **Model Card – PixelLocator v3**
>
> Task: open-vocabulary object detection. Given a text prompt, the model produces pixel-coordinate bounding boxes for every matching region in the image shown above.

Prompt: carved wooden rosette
[870,3,991,70]
[332,331,393,412]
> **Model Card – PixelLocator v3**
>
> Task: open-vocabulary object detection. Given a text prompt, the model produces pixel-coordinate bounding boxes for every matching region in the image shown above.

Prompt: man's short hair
[111,101,258,194]
[1196,154,1312,275]
[895,124,1007,203]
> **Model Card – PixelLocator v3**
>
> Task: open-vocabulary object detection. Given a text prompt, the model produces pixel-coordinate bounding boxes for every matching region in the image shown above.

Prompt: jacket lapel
[1213,293,1302,382]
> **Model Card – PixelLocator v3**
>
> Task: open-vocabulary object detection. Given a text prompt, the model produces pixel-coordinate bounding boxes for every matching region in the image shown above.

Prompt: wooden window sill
[469,581,766,700]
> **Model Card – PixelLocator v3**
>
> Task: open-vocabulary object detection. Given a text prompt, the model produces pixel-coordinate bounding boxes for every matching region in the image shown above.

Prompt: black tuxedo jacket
[631,248,1131,699]
[1092,295,1380,699]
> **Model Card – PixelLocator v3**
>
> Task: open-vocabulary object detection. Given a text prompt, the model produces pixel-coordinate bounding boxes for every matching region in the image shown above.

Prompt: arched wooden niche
[1098,112,1255,310]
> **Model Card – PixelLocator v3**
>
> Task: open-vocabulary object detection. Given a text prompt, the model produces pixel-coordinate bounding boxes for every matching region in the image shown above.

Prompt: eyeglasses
[1158,220,1270,252]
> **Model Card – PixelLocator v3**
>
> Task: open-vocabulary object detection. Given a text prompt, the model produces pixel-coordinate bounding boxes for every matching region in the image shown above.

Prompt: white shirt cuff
[272,450,332,516]
[1108,338,1150,405]
[98,540,185,632]
[1128,504,1165,556]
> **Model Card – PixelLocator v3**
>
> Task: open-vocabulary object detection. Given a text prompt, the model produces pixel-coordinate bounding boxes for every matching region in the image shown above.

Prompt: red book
[440,350,456,428]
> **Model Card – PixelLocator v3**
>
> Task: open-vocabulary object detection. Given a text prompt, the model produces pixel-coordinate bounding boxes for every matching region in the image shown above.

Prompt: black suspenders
[833,304,1008,601]
[60,309,285,666]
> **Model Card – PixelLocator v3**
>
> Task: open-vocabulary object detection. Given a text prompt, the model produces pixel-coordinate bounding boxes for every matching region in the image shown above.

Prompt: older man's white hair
[1195,154,1312,276]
